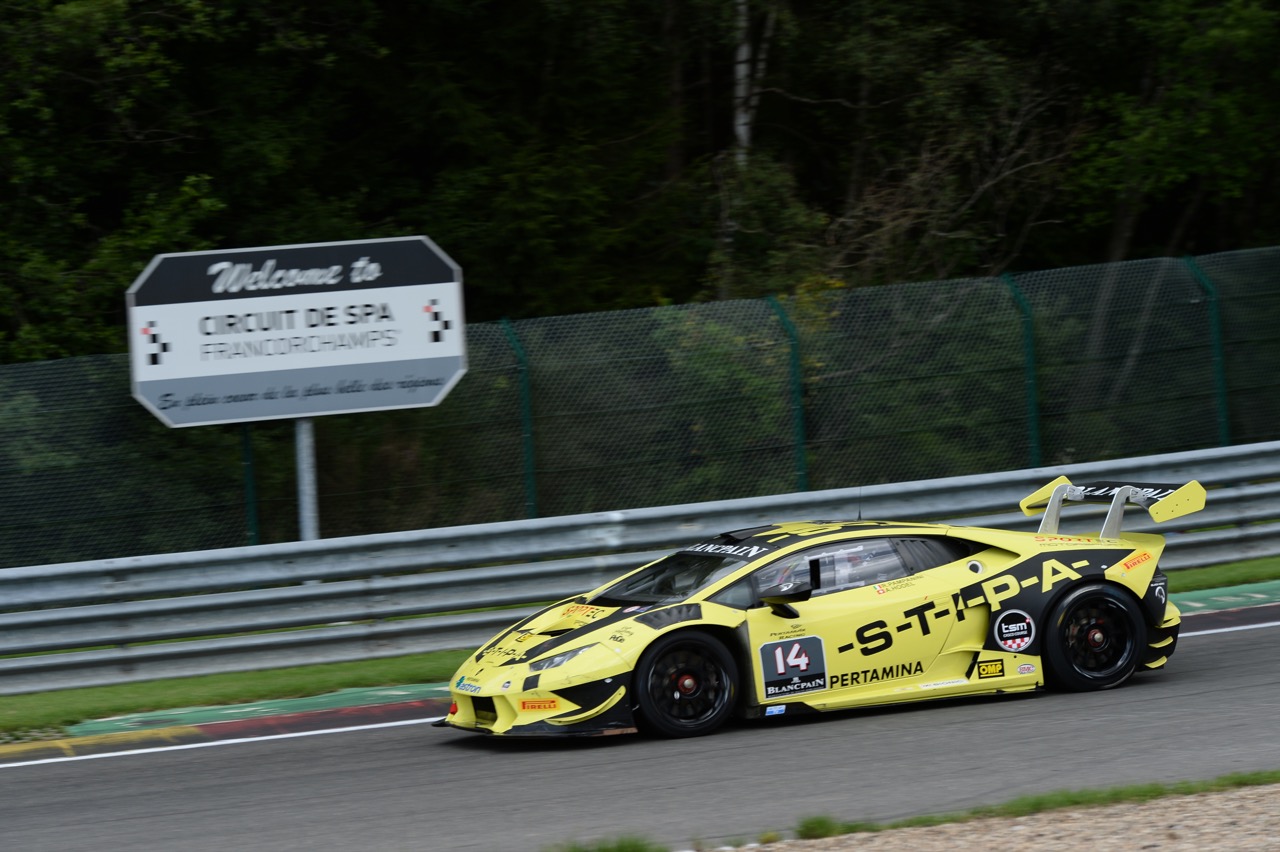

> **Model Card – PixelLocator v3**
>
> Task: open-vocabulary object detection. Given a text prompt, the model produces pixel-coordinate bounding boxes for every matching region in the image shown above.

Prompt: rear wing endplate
[1019,476,1206,539]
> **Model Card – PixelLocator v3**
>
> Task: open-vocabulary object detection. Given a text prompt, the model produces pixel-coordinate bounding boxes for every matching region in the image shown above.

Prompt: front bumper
[443,675,639,737]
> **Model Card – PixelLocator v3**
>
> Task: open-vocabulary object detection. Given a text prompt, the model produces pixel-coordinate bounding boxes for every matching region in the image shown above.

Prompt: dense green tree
[4,0,1279,364]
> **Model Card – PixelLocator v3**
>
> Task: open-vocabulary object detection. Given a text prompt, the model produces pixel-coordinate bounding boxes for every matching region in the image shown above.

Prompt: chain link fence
[2,248,1277,567]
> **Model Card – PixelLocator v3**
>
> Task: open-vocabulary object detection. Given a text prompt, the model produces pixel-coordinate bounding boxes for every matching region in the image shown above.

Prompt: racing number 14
[773,642,811,674]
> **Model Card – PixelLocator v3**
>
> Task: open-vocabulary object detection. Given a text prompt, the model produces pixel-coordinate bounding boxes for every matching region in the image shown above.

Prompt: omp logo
[1122,552,1153,571]
[977,660,1005,679]
[520,699,558,711]
[140,321,171,366]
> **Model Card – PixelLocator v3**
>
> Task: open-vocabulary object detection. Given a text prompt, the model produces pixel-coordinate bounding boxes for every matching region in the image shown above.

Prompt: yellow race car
[438,477,1202,738]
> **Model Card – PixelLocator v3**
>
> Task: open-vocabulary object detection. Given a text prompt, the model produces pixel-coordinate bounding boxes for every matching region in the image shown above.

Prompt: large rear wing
[1019,476,1206,539]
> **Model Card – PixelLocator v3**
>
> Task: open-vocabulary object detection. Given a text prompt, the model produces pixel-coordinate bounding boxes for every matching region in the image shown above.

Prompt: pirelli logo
[977,660,1005,679]
[520,699,558,711]
[1122,551,1153,572]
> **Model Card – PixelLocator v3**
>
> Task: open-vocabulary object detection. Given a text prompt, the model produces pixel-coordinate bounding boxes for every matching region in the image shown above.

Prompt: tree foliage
[3,0,1279,364]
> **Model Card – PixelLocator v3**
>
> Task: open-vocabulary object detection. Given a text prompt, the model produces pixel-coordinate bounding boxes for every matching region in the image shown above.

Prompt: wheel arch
[1041,575,1149,632]
[677,623,750,708]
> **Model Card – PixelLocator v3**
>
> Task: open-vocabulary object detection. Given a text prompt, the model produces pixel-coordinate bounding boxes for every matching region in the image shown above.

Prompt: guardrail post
[501,319,539,518]
[767,296,809,491]
[1183,256,1232,447]
[1001,274,1042,468]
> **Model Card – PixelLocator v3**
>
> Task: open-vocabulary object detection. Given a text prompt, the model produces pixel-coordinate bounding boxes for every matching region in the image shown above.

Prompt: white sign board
[126,236,464,427]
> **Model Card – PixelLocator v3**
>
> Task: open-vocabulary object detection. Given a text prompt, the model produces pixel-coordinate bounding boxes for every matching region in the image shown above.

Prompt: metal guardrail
[2,441,1278,695]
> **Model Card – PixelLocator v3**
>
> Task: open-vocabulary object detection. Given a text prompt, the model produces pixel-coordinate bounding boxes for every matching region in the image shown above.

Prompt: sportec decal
[761,636,827,697]
[560,603,608,622]
[1033,535,1097,546]
[994,610,1035,651]
[977,660,1005,679]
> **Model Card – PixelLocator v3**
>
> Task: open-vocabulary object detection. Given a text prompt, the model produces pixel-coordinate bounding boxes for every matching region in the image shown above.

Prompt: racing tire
[1044,583,1147,691]
[633,630,738,738]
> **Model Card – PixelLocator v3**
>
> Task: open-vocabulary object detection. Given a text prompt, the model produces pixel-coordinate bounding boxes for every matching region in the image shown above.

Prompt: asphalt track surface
[2,605,1278,852]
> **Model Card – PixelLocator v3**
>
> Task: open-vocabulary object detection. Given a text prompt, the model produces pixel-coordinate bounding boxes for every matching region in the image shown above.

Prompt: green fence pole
[241,423,260,545]
[500,319,539,517]
[1001,274,1042,468]
[1183,256,1231,447]
[767,296,809,491]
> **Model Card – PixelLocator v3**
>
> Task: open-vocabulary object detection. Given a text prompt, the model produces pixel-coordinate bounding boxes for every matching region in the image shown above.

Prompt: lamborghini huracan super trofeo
[439,476,1202,738]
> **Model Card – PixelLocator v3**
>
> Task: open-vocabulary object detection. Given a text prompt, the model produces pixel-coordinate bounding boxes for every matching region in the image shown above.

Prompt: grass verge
[0,650,469,739]
[1167,555,1280,592]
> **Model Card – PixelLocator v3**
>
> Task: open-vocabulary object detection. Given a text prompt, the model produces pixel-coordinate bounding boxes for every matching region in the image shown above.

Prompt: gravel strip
[758,783,1280,851]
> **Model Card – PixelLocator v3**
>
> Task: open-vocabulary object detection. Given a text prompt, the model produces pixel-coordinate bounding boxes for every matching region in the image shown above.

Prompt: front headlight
[529,644,595,672]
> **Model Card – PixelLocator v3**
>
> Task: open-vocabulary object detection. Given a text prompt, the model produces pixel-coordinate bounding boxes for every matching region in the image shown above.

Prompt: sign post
[126,236,465,538]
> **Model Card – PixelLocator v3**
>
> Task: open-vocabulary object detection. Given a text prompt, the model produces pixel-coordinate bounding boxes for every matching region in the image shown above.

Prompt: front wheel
[633,630,738,738]
[1044,583,1147,691]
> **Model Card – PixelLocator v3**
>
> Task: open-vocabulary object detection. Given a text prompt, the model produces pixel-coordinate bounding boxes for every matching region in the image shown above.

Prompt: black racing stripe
[497,603,654,665]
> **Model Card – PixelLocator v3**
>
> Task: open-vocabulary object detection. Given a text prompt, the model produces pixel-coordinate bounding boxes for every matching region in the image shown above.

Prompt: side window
[750,555,812,595]
[708,576,756,609]
[896,537,982,574]
[802,538,908,595]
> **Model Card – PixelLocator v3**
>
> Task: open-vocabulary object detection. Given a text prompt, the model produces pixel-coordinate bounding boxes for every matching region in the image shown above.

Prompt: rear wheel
[634,630,738,738]
[1044,583,1147,691]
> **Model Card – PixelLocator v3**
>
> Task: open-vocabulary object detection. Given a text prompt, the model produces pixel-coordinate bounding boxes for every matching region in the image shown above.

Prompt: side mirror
[759,580,813,604]
[759,558,820,618]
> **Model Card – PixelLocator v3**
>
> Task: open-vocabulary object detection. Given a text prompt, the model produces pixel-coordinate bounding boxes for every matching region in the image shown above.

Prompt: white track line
[1183,620,1280,637]
[0,716,445,769]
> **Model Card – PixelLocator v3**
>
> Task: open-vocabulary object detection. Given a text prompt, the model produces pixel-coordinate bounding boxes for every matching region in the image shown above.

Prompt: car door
[743,536,962,709]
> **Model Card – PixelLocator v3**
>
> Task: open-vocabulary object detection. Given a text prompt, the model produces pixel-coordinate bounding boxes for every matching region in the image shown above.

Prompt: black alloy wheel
[633,630,738,738]
[1044,583,1147,691]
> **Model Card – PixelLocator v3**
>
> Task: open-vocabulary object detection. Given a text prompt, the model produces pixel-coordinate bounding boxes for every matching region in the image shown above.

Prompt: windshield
[590,551,747,605]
